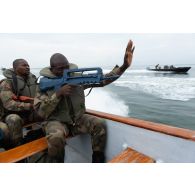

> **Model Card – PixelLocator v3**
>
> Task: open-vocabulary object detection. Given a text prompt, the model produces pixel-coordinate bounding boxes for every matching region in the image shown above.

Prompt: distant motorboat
[147,65,191,73]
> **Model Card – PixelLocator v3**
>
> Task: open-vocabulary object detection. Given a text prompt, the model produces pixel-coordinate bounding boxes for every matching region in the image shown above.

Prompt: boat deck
[109,147,154,163]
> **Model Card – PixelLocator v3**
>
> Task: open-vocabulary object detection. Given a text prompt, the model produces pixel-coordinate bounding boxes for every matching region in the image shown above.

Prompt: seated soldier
[34,40,135,163]
[170,65,175,69]
[0,59,42,149]
[155,64,159,69]
[164,65,169,69]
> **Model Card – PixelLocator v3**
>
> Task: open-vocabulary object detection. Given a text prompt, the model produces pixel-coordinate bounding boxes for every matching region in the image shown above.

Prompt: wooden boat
[1,109,195,163]
[147,66,191,73]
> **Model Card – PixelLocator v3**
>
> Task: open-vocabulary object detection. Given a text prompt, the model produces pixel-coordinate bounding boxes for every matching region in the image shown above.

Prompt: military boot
[92,151,105,163]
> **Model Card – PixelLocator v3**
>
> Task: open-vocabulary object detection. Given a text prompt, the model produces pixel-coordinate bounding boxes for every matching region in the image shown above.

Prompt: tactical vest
[9,75,37,98]
[40,64,86,124]
[0,69,37,119]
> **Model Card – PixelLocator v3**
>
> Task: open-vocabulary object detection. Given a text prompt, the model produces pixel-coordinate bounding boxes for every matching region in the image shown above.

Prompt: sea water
[86,64,195,130]
[1,64,194,130]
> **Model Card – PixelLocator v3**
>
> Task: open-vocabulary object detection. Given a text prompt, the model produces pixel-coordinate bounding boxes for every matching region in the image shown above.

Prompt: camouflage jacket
[34,64,120,124]
[0,69,37,119]
[34,64,85,124]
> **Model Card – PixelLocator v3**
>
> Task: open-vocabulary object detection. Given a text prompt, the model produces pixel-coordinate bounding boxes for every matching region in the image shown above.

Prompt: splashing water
[85,88,129,116]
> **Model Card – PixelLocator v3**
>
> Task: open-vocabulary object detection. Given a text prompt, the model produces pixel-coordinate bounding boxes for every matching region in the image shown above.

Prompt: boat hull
[147,67,191,73]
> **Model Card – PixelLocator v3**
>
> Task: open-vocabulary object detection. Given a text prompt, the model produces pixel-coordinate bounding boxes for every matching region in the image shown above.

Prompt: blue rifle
[39,67,119,92]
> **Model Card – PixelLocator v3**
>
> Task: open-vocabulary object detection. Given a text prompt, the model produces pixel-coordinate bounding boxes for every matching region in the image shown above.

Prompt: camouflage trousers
[35,114,107,163]
[0,114,23,149]
[0,112,41,148]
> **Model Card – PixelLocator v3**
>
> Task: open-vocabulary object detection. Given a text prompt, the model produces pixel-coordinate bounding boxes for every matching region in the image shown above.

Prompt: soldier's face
[50,63,69,77]
[15,60,30,77]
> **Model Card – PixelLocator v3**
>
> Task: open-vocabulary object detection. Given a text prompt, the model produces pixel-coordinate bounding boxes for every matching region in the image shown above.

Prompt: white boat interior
[65,113,195,163]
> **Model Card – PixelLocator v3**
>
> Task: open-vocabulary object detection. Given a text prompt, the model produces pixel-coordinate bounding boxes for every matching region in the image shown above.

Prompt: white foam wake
[85,88,129,116]
[115,76,195,101]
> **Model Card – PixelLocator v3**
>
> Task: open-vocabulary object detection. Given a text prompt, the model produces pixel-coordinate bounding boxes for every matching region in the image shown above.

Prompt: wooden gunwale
[86,109,195,141]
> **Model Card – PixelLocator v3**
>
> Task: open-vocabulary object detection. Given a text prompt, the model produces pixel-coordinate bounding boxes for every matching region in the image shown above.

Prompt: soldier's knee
[44,121,69,136]
[5,114,23,145]
[94,118,107,135]
[5,114,23,127]
[48,131,65,146]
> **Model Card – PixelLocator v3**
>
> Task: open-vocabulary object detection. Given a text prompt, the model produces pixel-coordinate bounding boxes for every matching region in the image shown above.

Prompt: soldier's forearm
[34,93,60,119]
[117,64,128,74]
[4,100,31,111]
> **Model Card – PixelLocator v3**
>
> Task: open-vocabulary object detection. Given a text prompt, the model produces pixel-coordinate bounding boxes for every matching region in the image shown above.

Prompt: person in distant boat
[34,40,135,163]
[0,59,42,149]
[155,64,159,69]
[164,65,169,69]
[170,65,175,69]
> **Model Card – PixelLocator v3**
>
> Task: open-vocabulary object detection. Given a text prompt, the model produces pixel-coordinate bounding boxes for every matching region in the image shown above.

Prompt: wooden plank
[86,109,195,141]
[0,137,48,163]
[109,147,155,163]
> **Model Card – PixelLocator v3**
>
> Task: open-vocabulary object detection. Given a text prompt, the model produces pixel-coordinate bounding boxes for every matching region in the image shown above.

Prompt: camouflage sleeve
[0,80,31,111]
[101,65,121,86]
[33,87,61,119]
[104,65,120,77]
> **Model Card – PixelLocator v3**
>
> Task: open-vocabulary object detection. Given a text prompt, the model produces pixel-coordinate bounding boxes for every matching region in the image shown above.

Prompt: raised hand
[123,40,135,68]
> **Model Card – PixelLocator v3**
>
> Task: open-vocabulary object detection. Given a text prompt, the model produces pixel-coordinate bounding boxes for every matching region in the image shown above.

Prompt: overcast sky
[0,33,195,69]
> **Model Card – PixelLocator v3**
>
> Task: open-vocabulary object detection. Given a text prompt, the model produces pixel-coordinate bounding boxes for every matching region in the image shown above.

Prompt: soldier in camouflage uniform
[34,40,135,163]
[0,59,41,149]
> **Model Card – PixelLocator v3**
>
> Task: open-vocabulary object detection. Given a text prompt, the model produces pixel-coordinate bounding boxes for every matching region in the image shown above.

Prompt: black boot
[92,151,105,163]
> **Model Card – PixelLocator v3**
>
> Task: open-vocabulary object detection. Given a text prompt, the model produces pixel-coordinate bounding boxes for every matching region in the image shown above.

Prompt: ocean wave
[103,69,152,74]
[114,76,195,101]
[85,88,129,116]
